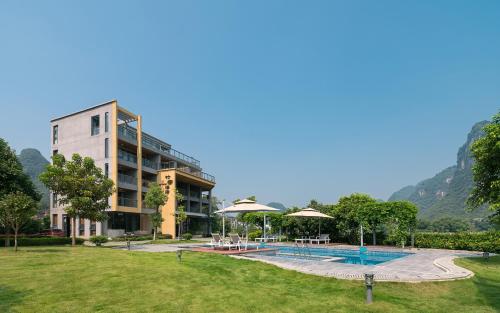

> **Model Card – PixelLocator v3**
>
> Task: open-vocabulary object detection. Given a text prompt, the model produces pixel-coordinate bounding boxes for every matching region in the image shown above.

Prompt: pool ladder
[293,243,312,258]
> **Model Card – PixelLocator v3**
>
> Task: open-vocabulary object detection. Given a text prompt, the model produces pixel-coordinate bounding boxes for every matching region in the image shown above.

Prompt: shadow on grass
[0,285,29,312]
[471,258,500,311]
[22,248,70,253]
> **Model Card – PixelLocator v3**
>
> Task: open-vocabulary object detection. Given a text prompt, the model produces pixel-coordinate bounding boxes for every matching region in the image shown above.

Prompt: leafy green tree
[175,189,187,238]
[0,192,37,251]
[144,182,167,240]
[331,193,377,244]
[385,201,418,247]
[39,154,114,246]
[0,138,40,246]
[358,201,389,245]
[468,112,500,225]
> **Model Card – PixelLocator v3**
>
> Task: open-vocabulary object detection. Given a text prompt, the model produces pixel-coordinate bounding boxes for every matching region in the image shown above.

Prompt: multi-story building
[50,100,215,238]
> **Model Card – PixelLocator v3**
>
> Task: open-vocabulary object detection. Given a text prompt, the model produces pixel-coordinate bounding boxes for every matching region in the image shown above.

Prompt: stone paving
[232,245,483,282]
[116,242,485,282]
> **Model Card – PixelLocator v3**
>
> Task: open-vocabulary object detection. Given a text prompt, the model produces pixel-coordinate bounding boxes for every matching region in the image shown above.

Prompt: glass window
[53,125,58,144]
[52,214,58,228]
[105,138,109,158]
[79,218,85,236]
[104,163,109,178]
[105,112,109,132]
[52,193,58,208]
[90,221,96,236]
[91,115,100,136]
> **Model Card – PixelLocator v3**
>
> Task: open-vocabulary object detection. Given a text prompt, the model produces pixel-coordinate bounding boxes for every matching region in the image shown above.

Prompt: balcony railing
[118,149,137,164]
[142,158,159,170]
[118,197,137,207]
[161,162,215,183]
[118,124,137,142]
[118,173,137,185]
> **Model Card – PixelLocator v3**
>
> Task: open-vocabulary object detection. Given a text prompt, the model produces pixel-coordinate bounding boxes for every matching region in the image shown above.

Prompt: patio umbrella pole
[263,214,266,240]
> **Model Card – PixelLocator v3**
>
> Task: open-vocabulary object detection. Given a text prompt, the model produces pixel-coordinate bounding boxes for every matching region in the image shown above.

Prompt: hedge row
[0,237,84,246]
[414,231,500,253]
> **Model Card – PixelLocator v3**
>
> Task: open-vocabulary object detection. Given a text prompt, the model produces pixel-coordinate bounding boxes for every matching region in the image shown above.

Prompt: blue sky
[0,1,499,207]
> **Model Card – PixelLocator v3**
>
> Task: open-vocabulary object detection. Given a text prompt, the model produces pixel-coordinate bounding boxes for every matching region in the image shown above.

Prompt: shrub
[112,234,173,241]
[248,230,262,241]
[89,235,108,246]
[181,233,192,240]
[0,237,84,246]
[163,234,173,240]
[414,231,500,253]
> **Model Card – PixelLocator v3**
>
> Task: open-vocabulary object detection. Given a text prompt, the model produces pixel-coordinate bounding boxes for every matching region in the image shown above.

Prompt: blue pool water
[257,245,410,265]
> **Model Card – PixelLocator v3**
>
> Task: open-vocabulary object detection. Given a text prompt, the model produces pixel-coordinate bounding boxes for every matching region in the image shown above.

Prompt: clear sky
[0,1,499,207]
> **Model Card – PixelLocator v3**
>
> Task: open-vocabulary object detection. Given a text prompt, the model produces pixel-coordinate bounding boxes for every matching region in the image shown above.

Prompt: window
[105,112,109,132]
[52,150,58,156]
[79,218,85,236]
[105,138,109,158]
[91,115,100,136]
[104,163,109,178]
[52,214,58,228]
[90,221,96,236]
[52,193,58,208]
[53,125,58,144]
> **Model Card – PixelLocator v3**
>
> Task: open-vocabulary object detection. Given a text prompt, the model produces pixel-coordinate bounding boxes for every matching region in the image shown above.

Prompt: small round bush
[90,235,108,246]
[181,233,192,240]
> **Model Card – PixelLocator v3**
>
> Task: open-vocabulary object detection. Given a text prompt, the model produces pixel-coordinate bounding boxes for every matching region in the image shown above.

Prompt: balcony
[142,158,159,171]
[118,173,137,185]
[118,197,137,208]
[118,124,137,143]
[161,162,215,183]
[118,149,137,164]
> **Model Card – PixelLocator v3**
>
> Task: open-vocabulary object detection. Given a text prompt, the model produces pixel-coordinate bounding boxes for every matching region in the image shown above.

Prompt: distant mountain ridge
[389,121,490,221]
[17,149,50,215]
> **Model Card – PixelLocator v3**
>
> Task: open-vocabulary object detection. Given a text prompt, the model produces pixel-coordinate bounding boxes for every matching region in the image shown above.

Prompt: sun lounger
[208,233,224,249]
[309,234,330,245]
[228,233,249,251]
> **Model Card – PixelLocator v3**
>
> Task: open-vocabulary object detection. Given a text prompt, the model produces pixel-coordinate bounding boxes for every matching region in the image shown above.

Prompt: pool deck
[116,242,485,283]
[232,244,483,282]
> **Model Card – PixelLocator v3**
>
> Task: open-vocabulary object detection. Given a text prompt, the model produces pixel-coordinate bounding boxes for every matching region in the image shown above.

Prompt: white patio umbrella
[285,208,333,236]
[214,199,279,238]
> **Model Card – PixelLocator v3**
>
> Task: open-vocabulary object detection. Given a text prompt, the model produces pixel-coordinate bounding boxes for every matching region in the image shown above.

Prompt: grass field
[0,247,498,313]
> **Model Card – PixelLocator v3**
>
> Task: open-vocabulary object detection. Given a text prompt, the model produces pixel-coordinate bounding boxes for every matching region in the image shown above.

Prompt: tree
[144,182,167,240]
[385,201,418,248]
[331,193,377,244]
[0,192,37,251]
[468,112,500,225]
[0,138,40,246]
[358,201,389,245]
[175,189,187,238]
[39,154,114,246]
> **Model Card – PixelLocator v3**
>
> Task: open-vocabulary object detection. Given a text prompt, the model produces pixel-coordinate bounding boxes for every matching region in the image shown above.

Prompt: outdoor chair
[228,233,249,251]
[208,233,224,249]
[309,234,330,245]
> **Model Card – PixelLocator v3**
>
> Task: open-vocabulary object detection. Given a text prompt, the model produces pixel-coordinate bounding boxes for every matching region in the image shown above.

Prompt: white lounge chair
[208,233,224,249]
[255,235,278,243]
[228,233,249,251]
[309,234,330,245]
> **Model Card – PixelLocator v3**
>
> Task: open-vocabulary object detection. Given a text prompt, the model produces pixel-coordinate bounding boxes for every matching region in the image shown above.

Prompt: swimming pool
[253,245,411,265]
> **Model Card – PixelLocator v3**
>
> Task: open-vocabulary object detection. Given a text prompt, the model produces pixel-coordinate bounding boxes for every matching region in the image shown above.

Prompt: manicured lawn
[0,247,498,313]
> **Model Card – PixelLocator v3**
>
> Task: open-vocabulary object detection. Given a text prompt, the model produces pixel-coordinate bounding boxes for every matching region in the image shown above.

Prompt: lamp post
[176,249,183,262]
[364,273,374,304]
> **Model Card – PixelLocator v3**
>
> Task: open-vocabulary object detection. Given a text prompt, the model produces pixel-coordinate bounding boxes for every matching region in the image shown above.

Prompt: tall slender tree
[39,154,114,246]
[0,192,37,251]
[144,182,167,240]
[0,138,40,246]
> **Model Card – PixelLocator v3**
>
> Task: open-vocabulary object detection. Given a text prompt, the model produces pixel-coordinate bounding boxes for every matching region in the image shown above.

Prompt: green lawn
[0,247,498,313]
